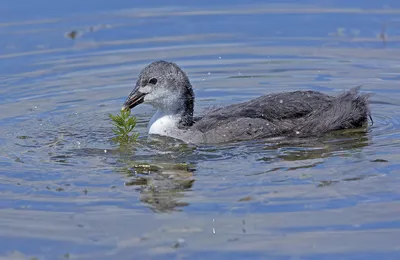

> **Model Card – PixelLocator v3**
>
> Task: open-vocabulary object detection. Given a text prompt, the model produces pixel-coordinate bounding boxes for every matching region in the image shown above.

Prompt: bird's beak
[121,87,146,111]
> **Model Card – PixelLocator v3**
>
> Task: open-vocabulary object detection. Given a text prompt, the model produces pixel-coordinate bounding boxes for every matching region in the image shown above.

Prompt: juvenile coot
[122,60,371,144]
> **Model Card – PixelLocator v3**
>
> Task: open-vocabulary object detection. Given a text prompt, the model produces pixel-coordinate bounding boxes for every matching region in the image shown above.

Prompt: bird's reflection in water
[258,128,373,186]
[118,127,372,211]
[121,161,195,213]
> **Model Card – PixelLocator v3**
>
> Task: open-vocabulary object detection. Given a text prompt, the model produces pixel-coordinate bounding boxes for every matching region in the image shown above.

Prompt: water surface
[1,0,400,259]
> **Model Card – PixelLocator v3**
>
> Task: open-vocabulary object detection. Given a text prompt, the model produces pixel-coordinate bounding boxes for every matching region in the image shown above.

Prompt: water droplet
[208,72,211,75]
[212,228,216,234]
[279,100,283,104]
[104,149,107,153]
[173,238,186,248]
[202,78,205,81]
[218,56,222,59]
[296,131,300,135]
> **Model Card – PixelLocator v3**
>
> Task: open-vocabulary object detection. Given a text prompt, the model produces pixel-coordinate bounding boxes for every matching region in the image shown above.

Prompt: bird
[122,60,371,144]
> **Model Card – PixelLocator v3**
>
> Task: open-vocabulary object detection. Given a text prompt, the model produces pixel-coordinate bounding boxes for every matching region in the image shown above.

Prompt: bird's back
[190,87,370,143]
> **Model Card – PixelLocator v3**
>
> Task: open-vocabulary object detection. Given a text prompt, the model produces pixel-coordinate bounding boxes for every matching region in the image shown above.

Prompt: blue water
[1,0,400,259]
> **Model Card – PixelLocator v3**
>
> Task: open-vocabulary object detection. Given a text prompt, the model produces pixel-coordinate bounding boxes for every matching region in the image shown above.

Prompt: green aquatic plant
[109,109,139,143]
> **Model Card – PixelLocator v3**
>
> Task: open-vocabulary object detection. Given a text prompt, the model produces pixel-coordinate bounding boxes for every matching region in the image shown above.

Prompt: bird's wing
[193,90,334,133]
[194,117,293,143]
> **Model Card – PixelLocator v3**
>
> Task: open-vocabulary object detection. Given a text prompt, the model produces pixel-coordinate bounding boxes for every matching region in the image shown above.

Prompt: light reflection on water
[0,1,400,259]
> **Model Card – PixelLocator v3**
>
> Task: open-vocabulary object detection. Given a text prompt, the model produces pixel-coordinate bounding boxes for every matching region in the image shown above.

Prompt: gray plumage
[123,60,371,144]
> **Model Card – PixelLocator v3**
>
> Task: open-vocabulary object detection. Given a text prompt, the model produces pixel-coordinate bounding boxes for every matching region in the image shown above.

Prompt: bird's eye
[149,78,157,85]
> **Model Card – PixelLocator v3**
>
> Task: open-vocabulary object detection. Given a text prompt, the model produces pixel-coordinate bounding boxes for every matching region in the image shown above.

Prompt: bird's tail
[297,86,372,136]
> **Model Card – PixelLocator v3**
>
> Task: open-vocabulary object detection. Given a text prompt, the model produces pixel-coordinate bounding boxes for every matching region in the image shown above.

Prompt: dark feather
[189,86,371,143]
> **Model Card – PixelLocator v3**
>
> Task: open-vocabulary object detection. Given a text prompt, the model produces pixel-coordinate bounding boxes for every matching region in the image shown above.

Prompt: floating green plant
[109,109,139,143]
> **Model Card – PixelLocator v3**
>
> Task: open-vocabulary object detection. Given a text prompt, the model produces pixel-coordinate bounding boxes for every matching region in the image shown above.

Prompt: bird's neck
[148,87,195,136]
[148,110,179,136]
[148,105,193,136]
